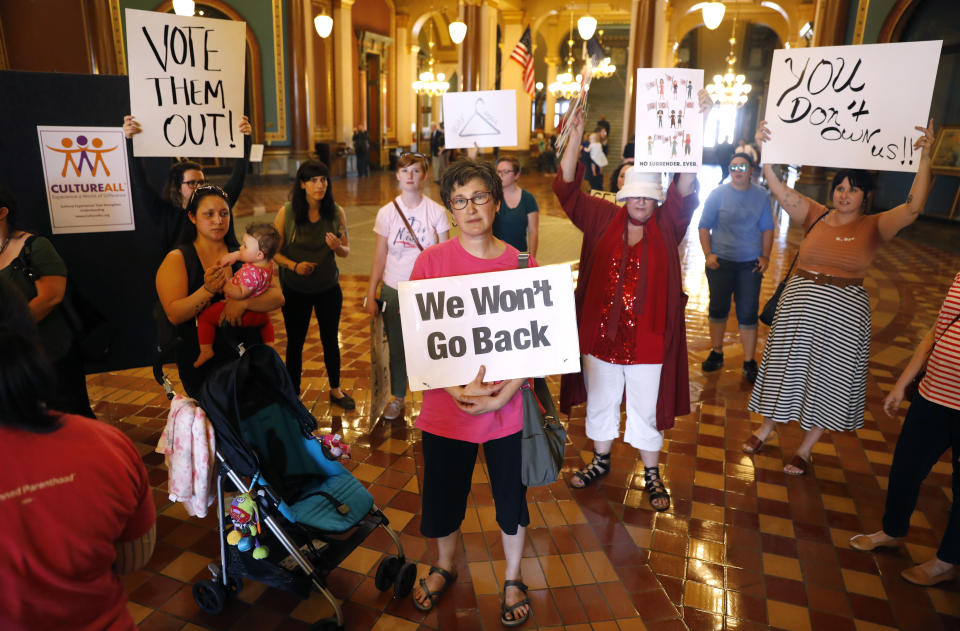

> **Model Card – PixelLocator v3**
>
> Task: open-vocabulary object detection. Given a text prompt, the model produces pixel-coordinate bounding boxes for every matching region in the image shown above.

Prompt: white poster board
[125,8,247,158]
[633,68,704,173]
[442,90,519,149]
[398,265,580,391]
[37,126,135,234]
[762,40,942,172]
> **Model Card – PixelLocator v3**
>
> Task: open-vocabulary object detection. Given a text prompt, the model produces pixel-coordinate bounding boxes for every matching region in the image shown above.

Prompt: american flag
[510,26,536,98]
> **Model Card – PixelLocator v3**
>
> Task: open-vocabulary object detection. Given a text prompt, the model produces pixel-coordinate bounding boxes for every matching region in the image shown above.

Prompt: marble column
[333,0,355,142]
[395,15,416,150]
[622,0,657,142]
[543,56,560,134]
[501,11,530,150]
[479,0,499,91]
[82,0,119,74]
[288,0,311,156]
[460,0,481,92]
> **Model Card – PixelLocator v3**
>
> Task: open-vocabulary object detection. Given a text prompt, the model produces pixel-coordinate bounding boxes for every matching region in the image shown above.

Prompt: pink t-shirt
[374,195,450,288]
[410,239,536,443]
[232,262,273,298]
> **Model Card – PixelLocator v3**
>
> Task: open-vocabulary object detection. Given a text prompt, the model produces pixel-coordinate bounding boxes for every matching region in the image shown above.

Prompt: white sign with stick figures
[37,126,135,234]
[762,41,942,172]
[633,68,704,173]
[442,90,519,149]
[125,8,246,158]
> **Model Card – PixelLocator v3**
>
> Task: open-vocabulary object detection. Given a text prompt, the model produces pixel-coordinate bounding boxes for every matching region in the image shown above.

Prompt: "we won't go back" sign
[125,9,246,158]
[762,40,941,173]
[398,265,580,391]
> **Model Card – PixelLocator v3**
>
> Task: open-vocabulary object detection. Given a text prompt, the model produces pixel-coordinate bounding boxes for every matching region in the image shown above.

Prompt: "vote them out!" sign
[125,9,246,158]
[398,265,580,391]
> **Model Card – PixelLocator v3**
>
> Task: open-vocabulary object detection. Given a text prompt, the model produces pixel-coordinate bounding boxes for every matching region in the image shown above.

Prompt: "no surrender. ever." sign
[398,265,580,391]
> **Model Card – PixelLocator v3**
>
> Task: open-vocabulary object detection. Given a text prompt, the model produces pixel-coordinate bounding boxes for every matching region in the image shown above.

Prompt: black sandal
[412,565,457,612]
[643,466,671,512]
[569,452,611,488]
[500,579,530,627]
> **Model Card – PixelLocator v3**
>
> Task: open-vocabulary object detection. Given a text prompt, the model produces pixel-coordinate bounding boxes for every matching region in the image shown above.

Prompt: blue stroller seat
[240,403,373,533]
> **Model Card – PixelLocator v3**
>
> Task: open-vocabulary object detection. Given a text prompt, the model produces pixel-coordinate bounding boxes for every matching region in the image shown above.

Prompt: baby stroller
[171,345,416,630]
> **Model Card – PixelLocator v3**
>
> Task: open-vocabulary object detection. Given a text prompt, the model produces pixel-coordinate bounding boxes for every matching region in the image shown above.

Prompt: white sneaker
[382,398,405,420]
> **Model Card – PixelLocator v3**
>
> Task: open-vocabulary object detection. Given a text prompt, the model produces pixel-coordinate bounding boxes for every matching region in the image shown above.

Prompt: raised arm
[755,120,813,224]
[674,89,713,196]
[223,116,253,207]
[877,119,935,241]
[559,109,586,183]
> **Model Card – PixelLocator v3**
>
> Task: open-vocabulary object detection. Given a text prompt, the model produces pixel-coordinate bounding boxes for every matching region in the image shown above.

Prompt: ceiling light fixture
[314,13,333,38]
[172,0,195,16]
[701,2,725,30]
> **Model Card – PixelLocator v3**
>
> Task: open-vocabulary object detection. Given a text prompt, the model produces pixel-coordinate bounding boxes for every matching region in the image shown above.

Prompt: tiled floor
[86,166,960,630]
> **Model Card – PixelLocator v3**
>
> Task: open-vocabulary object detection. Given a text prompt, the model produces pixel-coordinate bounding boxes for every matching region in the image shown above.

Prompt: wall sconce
[314,13,333,38]
[172,0,195,16]
[701,2,725,30]
[577,15,597,40]
[448,19,467,44]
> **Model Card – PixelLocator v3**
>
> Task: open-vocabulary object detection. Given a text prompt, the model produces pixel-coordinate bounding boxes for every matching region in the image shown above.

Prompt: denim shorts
[705,258,763,328]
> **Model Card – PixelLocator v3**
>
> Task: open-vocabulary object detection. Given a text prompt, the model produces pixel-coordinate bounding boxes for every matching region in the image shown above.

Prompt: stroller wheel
[394,562,417,599]
[375,555,402,591]
[193,579,228,614]
[308,617,343,631]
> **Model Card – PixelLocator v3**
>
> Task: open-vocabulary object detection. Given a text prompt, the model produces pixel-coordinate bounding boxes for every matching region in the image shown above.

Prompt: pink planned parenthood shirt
[409,238,537,443]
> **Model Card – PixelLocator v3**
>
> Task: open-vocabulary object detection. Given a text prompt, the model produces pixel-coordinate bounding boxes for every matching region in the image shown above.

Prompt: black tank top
[173,243,262,398]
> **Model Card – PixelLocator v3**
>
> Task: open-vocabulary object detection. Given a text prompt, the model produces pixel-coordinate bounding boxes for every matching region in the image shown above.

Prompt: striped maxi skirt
[748,275,871,432]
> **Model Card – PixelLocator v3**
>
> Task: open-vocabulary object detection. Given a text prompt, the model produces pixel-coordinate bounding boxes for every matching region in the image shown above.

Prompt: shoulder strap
[392,199,424,251]
[15,235,40,280]
[517,252,529,269]
[931,310,960,353]
[783,210,830,280]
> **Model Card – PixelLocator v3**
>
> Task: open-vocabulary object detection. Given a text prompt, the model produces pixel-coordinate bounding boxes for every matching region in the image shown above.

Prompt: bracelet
[202,285,216,295]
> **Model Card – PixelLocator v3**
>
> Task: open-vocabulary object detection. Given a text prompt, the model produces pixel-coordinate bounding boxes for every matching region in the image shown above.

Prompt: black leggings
[420,430,529,537]
[882,393,960,563]
[281,284,342,392]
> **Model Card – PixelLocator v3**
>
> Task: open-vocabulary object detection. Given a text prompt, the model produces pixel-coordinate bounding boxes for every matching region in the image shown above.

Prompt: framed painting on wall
[932,125,960,176]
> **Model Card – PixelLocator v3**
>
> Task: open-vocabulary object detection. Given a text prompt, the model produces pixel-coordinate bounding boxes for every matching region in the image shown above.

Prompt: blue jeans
[705,258,762,328]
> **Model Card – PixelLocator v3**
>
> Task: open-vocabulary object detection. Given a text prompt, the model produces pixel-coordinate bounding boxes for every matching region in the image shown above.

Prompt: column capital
[501,10,525,25]
[544,56,561,66]
[462,0,481,6]
[334,0,354,8]
[395,12,410,28]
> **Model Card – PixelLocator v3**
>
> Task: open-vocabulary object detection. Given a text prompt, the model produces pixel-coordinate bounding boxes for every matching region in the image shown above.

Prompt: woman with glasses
[493,157,539,256]
[744,119,935,475]
[364,152,450,420]
[272,160,354,408]
[0,187,94,417]
[408,159,533,626]
[554,98,707,511]
[156,186,284,397]
[122,114,252,250]
[697,152,773,384]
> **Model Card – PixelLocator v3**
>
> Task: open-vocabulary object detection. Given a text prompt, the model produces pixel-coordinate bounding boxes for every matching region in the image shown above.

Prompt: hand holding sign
[445,365,515,415]
[122,113,251,143]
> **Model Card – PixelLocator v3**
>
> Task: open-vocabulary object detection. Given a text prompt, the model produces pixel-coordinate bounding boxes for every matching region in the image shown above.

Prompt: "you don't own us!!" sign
[398,265,580,391]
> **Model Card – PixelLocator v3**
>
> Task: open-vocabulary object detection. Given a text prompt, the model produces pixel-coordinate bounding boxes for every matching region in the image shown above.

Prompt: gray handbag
[520,377,567,487]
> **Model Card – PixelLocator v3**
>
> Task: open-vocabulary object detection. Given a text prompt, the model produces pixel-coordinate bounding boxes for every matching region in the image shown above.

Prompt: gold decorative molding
[265,0,288,143]
[853,0,870,44]
[109,0,126,74]
[0,16,9,70]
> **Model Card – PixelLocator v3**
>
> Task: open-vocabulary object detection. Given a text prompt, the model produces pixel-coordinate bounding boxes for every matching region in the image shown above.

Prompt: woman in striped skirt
[743,119,935,476]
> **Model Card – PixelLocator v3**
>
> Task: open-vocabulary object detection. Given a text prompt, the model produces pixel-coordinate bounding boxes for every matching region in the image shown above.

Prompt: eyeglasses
[729,164,750,173]
[449,191,493,210]
[182,178,207,188]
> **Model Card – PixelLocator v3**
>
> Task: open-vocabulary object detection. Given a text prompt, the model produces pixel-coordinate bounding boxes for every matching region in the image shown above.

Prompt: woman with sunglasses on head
[0,187,95,418]
[553,94,710,511]
[744,119,935,475]
[272,160,354,407]
[122,114,252,250]
[364,152,450,420]
[408,159,533,626]
[156,186,284,397]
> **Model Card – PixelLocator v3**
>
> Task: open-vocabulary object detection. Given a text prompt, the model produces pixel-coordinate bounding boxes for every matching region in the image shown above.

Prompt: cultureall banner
[37,126,134,235]
[125,8,246,158]
[762,40,942,172]
[398,265,580,391]
[633,68,705,173]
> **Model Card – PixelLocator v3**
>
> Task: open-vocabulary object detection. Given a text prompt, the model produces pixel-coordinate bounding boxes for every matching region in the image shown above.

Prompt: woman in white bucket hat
[553,96,709,511]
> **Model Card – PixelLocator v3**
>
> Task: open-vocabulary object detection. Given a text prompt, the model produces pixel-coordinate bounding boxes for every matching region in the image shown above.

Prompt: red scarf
[581,207,667,353]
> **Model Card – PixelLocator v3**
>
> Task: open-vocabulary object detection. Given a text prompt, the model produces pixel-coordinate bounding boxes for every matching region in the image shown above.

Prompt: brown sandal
[412,566,457,612]
[742,434,765,455]
[784,454,811,476]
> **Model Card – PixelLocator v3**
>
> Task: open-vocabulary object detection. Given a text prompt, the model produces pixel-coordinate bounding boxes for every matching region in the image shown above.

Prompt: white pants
[582,354,663,451]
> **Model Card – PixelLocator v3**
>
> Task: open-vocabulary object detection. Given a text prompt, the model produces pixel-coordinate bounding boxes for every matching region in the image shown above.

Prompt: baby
[194,223,280,367]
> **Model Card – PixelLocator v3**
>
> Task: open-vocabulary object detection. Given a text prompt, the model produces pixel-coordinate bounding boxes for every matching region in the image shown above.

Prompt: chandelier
[549,14,583,99]
[413,22,449,96]
[591,30,616,79]
[706,10,751,106]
